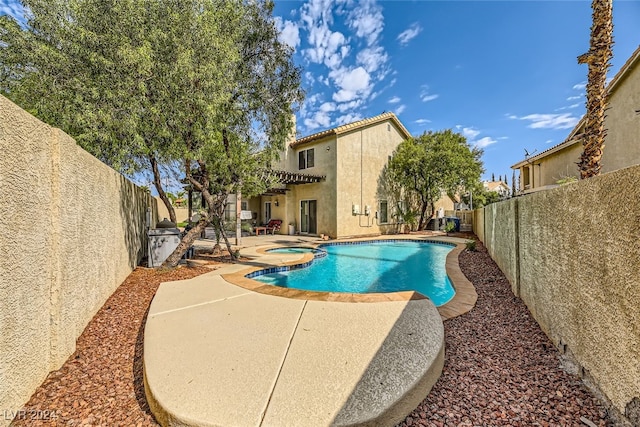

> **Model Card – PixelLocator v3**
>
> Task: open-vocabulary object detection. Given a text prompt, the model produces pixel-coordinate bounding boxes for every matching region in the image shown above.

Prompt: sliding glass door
[300,200,317,234]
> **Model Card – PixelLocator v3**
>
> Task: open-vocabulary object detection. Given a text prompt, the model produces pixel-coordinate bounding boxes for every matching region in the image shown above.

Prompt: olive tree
[384,130,483,230]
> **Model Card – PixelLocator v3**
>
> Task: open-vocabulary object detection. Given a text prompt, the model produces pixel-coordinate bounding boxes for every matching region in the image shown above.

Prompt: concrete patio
[144,235,476,426]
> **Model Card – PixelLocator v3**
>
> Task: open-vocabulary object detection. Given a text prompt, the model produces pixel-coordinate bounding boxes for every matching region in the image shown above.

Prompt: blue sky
[272,0,640,181]
[2,0,639,183]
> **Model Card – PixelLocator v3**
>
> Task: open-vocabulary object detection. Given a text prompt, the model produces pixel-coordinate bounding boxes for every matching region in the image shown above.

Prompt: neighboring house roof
[511,44,640,169]
[290,112,412,148]
[484,181,509,192]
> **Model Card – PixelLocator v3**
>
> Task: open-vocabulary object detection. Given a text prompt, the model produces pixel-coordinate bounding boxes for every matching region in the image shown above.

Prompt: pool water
[253,241,455,306]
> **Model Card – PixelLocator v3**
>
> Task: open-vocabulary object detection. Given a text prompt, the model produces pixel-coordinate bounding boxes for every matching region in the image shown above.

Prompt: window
[298,148,315,170]
[241,201,248,211]
[379,200,388,224]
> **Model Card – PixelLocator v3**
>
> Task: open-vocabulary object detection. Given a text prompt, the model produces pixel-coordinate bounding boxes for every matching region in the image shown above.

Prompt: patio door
[264,202,271,224]
[300,200,317,234]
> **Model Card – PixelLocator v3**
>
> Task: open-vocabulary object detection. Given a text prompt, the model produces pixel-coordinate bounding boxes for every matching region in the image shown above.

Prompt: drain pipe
[359,130,372,228]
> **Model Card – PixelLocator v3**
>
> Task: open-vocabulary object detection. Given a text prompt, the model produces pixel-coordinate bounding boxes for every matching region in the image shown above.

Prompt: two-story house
[244,112,455,238]
[511,45,640,193]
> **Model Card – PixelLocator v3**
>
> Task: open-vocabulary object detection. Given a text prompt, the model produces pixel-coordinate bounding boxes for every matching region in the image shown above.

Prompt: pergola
[183,169,326,219]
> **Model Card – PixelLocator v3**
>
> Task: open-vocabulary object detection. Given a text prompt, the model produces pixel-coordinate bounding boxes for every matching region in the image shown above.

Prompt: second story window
[299,148,315,170]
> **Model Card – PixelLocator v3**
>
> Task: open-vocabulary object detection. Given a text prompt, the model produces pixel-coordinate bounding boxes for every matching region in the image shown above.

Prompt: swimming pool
[251,240,455,306]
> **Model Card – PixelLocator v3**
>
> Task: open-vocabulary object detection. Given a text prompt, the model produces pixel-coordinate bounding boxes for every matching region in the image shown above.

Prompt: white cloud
[304,110,332,130]
[572,82,586,90]
[546,139,554,144]
[567,95,583,101]
[388,96,401,104]
[394,104,406,115]
[462,127,480,140]
[456,125,497,148]
[330,66,372,102]
[510,113,580,130]
[555,103,582,112]
[397,23,422,46]
[337,100,362,112]
[415,119,431,124]
[319,102,336,112]
[294,0,390,133]
[420,85,439,102]
[275,17,301,49]
[347,0,384,46]
[475,137,497,149]
[0,1,25,22]
[336,113,364,125]
[356,46,388,73]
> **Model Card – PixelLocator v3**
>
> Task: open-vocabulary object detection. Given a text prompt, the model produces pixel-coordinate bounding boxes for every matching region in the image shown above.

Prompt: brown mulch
[12,240,611,426]
[11,265,212,427]
[398,240,611,427]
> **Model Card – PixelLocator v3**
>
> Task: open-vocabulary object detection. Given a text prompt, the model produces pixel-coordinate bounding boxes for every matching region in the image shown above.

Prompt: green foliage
[444,221,456,234]
[556,175,578,185]
[384,130,483,229]
[468,188,501,207]
[1,0,303,265]
[465,239,477,251]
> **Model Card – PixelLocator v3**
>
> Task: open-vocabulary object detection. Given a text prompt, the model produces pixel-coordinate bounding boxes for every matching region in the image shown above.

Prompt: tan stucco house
[244,112,454,238]
[512,45,640,193]
[483,180,510,199]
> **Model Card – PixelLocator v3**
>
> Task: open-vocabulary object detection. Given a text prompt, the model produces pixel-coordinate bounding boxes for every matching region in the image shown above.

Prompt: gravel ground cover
[12,240,610,426]
[398,240,610,427]
[11,265,212,427]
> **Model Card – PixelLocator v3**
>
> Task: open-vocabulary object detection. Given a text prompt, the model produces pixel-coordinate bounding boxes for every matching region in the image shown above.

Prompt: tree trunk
[160,218,207,268]
[577,0,613,179]
[218,221,237,261]
[418,202,428,230]
[150,155,176,223]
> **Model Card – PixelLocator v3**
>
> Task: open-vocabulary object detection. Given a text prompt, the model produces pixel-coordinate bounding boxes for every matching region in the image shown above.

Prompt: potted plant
[398,209,418,234]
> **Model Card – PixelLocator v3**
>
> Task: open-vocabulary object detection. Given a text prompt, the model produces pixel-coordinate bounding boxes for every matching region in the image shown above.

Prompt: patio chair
[265,219,282,235]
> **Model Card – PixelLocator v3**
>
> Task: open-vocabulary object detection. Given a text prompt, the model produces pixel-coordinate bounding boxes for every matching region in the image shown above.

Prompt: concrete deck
[144,235,476,426]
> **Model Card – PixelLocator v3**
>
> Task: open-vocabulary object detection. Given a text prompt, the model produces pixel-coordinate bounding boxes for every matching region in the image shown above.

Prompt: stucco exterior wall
[479,165,640,422]
[335,121,406,237]
[602,58,640,174]
[289,137,338,236]
[535,143,583,188]
[0,95,152,424]
[156,200,189,224]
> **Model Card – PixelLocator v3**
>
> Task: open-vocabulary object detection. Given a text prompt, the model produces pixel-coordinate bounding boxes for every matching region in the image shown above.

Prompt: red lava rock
[11,265,211,426]
[396,240,611,427]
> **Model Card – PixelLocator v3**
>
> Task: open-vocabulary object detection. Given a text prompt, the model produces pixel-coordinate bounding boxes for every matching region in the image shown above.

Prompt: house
[483,180,510,199]
[243,112,454,238]
[511,45,640,193]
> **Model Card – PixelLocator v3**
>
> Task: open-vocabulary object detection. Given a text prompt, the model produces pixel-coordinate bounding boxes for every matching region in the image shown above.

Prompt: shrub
[444,221,456,234]
[465,239,477,251]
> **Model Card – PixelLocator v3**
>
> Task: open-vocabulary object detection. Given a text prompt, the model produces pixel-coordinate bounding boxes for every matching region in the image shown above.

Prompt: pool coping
[222,235,477,320]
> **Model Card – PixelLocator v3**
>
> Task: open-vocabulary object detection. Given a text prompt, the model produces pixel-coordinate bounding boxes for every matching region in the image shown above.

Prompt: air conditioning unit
[352,204,360,215]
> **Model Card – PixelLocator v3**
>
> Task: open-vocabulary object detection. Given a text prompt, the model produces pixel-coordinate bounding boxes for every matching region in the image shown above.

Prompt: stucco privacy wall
[156,200,189,224]
[476,165,640,422]
[0,95,153,424]
[483,200,519,295]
